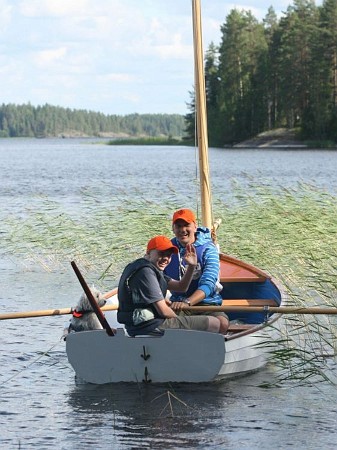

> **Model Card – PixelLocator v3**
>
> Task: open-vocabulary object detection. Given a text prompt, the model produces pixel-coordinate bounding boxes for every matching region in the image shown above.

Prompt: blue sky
[1,0,292,116]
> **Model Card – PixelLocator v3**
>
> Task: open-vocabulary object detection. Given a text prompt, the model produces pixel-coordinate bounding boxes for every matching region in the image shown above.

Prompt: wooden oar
[71,261,115,336]
[186,305,337,315]
[2,304,337,321]
[0,304,118,321]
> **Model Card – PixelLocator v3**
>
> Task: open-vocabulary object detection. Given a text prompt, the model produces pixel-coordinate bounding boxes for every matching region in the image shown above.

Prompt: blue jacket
[164,227,222,305]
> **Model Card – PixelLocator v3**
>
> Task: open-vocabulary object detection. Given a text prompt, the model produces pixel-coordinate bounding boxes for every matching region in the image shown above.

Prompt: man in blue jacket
[164,209,229,334]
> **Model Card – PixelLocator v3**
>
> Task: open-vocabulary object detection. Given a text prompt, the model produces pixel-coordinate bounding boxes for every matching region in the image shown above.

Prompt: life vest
[117,258,166,326]
[165,238,222,305]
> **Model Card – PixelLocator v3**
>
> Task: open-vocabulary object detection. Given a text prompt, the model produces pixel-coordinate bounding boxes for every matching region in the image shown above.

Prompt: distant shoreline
[1,128,336,149]
[107,128,336,149]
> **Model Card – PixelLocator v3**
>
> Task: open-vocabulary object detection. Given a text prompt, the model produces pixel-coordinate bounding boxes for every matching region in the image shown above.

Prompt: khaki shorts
[180,310,228,320]
[159,315,209,332]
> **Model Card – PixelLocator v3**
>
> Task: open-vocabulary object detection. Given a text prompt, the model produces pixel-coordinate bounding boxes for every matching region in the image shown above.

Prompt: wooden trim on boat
[225,321,268,340]
[225,310,284,341]
[219,253,270,282]
[227,323,255,333]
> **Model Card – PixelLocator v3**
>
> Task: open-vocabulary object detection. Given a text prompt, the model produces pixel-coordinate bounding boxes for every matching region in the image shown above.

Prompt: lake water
[0,139,337,449]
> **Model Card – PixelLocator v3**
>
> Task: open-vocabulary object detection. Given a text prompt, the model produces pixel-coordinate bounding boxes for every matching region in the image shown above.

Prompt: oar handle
[71,261,115,336]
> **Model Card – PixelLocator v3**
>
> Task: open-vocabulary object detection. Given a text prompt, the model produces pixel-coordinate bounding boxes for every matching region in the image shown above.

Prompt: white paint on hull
[66,328,226,384]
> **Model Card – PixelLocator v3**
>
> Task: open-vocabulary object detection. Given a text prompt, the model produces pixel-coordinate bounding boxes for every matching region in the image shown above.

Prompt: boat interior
[219,253,281,337]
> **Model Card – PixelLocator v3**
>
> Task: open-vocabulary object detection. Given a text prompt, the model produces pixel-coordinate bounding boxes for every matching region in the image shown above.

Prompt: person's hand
[171,301,188,311]
[183,243,197,267]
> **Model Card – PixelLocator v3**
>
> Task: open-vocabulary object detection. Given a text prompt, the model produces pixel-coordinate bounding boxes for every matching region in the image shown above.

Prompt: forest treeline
[0,103,185,138]
[185,0,337,146]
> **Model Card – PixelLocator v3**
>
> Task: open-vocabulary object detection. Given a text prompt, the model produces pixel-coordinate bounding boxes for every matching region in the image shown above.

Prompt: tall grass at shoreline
[2,182,337,384]
[107,136,185,146]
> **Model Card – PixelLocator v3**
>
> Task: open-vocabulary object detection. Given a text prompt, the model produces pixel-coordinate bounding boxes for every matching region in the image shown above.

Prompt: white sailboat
[65,0,286,384]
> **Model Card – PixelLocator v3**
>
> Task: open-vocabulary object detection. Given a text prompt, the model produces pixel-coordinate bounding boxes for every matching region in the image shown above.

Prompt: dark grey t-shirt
[118,261,171,336]
[129,266,170,304]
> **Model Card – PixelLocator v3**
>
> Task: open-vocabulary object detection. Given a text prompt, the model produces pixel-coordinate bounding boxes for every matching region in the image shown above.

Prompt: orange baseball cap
[172,208,196,224]
[147,235,178,254]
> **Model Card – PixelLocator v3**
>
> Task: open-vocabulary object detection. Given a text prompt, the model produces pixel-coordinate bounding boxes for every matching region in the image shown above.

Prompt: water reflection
[66,381,234,448]
[64,368,337,449]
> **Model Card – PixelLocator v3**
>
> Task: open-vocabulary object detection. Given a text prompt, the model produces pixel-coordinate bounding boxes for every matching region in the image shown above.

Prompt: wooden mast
[192,0,212,229]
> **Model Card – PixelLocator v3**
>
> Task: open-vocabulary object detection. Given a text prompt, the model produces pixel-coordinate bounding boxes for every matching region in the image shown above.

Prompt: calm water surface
[0,139,337,449]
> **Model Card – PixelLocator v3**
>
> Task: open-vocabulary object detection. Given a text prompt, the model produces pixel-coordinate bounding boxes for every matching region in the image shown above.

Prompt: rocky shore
[233,128,307,148]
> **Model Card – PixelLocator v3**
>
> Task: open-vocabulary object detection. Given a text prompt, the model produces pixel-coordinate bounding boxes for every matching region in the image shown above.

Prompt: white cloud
[33,47,67,65]
[121,92,141,104]
[134,33,192,60]
[19,0,90,17]
[98,73,136,83]
[0,0,13,32]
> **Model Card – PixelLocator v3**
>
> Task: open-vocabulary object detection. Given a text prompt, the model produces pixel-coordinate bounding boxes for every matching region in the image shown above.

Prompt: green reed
[107,137,184,146]
[2,182,337,385]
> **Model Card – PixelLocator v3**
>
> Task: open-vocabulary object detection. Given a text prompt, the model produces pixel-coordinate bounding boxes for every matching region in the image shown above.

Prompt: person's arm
[184,289,206,305]
[188,245,219,304]
[167,244,197,292]
[171,244,219,310]
[153,299,177,318]
[170,288,206,311]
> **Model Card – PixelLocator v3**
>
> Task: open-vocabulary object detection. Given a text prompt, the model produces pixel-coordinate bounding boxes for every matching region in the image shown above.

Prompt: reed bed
[2,182,337,384]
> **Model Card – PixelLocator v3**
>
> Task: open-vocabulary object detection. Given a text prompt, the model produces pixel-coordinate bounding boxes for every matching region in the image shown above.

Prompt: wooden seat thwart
[224,299,279,334]
[222,299,278,307]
